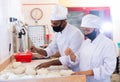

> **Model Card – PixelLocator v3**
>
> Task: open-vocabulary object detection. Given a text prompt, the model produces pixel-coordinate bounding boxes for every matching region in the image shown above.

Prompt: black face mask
[85,30,97,41]
[52,22,64,32]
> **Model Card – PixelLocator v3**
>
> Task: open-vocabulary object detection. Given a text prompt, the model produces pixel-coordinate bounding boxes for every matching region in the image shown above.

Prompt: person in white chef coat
[30,4,84,71]
[65,14,117,82]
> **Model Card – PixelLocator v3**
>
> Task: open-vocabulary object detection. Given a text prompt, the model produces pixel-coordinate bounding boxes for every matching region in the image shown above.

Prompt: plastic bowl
[14,52,32,62]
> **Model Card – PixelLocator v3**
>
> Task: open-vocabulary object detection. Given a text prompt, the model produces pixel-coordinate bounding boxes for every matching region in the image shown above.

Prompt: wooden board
[37,75,86,82]
[0,56,86,82]
[0,55,14,72]
[1,75,86,82]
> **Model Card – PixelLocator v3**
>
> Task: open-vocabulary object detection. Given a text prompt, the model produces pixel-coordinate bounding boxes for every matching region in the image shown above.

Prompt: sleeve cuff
[93,68,100,80]
[44,47,52,57]
[68,56,78,65]
[59,56,69,66]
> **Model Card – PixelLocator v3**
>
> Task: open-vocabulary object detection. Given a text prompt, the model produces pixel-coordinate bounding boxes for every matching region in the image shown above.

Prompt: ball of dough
[0,72,15,80]
[13,66,26,74]
[0,73,9,80]
[59,70,73,76]
[12,62,22,68]
[20,75,34,79]
[47,71,61,77]
[37,68,49,75]
[47,66,69,71]
[25,68,36,75]
[7,73,19,80]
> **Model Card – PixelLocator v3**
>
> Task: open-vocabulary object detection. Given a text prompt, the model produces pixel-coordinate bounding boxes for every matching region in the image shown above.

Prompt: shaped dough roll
[13,67,26,74]
[37,68,49,75]
[12,62,22,68]
[25,68,36,75]
[59,70,74,76]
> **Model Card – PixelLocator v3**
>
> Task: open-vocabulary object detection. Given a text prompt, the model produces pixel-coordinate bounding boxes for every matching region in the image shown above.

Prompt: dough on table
[20,75,34,79]
[47,71,61,77]
[7,73,19,80]
[0,72,15,80]
[47,66,69,71]
[13,66,26,74]
[0,73,9,80]
[37,68,49,75]
[12,62,22,68]
[59,70,74,76]
[25,68,36,75]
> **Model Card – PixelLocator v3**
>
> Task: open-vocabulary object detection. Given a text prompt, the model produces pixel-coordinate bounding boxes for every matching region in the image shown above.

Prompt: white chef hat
[81,14,102,29]
[50,4,68,20]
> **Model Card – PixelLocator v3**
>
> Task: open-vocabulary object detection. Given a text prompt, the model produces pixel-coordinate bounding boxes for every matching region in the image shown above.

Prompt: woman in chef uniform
[31,4,84,71]
[65,14,117,82]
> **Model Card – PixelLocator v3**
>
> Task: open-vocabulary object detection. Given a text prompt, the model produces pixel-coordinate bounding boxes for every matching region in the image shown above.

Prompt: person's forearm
[36,48,47,56]
[50,59,62,65]
[78,70,94,76]
[51,51,60,58]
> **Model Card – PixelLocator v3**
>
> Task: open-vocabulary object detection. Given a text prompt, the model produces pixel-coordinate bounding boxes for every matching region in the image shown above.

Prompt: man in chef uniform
[65,14,117,82]
[31,4,84,71]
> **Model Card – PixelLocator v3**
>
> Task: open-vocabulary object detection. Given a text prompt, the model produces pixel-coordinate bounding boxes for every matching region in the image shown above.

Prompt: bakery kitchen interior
[0,0,120,82]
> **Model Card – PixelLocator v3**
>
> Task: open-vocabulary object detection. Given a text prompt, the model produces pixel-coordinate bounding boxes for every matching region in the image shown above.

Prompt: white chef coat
[70,34,116,82]
[45,23,84,71]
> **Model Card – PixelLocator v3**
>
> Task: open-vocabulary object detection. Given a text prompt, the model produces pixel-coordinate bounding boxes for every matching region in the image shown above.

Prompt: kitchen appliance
[9,17,28,53]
